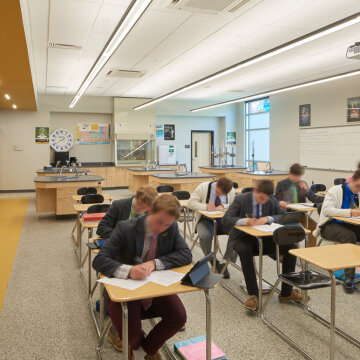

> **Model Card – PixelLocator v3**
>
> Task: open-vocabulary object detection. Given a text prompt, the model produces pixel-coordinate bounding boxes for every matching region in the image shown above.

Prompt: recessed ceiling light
[12,104,17,109]
[4,94,10,100]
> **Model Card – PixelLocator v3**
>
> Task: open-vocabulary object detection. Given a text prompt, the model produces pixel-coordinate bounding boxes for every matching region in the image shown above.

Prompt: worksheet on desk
[288,203,314,209]
[97,276,150,290]
[200,211,224,216]
[149,270,184,286]
[252,223,284,232]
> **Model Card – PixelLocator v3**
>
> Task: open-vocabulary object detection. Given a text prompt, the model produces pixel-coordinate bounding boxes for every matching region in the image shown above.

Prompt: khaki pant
[301,214,317,247]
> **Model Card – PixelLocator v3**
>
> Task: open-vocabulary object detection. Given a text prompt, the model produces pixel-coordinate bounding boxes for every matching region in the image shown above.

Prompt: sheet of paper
[252,223,283,232]
[149,270,184,287]
[288,203,312,209]
[200,210,224,216]
[97,276,150,290]
[350,216,360,219]
[301,203,315,207]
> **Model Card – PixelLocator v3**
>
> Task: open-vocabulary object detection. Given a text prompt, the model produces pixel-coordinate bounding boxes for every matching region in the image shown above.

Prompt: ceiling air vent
[106,69,145,78]
[48,42,83,50]
[163,0,253,15]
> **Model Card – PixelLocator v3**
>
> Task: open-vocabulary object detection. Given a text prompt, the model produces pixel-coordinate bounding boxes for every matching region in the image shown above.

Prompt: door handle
[195,141,198,157]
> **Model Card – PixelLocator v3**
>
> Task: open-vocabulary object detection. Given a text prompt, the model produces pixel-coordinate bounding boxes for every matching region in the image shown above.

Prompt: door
[191,131,213,172]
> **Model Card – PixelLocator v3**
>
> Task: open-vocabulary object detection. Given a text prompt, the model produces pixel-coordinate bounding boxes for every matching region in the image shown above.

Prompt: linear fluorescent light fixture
[134,12,360,111]
[69,0,152,108]
[190,69,360,112]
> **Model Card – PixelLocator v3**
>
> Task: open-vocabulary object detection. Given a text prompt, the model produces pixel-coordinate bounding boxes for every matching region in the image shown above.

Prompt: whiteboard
[300,125,360,171]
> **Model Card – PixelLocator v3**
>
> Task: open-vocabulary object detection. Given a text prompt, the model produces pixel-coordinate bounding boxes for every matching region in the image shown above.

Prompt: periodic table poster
[75,123,110,144]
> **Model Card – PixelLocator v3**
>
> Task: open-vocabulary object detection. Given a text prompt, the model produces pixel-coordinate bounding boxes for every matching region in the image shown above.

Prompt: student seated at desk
[93,195,192,360]
[96,185,157,239]
[346,161,360,183]
[275,163,318,247]
[314,170,360,293]
[223,180,306,311]
[96,185,157,350]
[188,176,235,278]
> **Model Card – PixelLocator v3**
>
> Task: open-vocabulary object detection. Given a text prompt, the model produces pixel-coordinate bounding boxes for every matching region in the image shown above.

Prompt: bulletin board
[75,123,111,144]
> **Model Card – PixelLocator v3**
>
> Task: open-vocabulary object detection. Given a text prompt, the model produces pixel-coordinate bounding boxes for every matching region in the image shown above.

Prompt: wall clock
[50,128,74,152]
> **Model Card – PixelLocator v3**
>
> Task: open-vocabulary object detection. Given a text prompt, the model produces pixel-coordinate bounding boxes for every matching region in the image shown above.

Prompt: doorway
[191,131,214,172]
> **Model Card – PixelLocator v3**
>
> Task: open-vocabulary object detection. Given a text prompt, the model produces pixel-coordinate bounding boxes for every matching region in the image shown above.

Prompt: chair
[172,191,191,200]
[156,185,174,193]
[81,194,104,204]
[334,178,346,185]
[242,187,254,193]
[310,183,326,193]
[87,204,111,214]
[232,182,239,189]
[261,225,332,359]
[172,191,193,240]
[77,187,97,195]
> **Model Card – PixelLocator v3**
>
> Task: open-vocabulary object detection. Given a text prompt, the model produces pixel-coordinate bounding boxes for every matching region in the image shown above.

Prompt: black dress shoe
[343,279,355,294]
[216,261,230,279]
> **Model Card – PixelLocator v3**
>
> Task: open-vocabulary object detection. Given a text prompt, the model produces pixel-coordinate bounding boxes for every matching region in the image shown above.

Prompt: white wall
[269,74,360,189]
[0,94,113,190]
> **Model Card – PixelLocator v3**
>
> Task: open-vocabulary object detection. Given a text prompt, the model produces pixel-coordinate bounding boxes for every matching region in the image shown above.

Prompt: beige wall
[0,94,113,190]
[269,74,360,189]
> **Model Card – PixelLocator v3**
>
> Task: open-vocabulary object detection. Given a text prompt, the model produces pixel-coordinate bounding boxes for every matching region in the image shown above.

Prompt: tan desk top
[178,199,189,208]
[332,216,360,225]
[316,191,327,196]
[286,203,317,212]
[73,203,108,212]
[198,210,225,219]
[289,244,360,271]
[234,225,311,237]
[102,264,201,302]
[79,217,100,228]
[72,194,114,202]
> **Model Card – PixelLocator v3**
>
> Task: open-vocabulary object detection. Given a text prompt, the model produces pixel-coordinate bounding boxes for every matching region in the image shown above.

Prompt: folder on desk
[174,335,226,360]
[181,252,223,289]
[83,212,106,222]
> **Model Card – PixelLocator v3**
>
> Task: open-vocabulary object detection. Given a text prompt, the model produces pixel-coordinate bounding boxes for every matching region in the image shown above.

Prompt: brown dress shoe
[278,290,310,303]
[145,351,163,360]
[107,330,123,352]
[244,295,258,311]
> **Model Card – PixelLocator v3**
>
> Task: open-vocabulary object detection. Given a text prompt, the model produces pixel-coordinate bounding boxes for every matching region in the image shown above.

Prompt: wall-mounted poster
[299,104,311,127]
[226,131,236,146]
[75,123,110,144]
[164,124,175,140]
[347,97,360,122]
[156,124,164,139]
[35,127,49,144]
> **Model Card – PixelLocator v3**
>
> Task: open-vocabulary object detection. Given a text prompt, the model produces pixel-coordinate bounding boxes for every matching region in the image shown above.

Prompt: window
[245,97,270,169]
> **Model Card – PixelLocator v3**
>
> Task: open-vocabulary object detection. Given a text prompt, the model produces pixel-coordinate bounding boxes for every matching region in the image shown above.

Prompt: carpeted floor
[0,190,360,360]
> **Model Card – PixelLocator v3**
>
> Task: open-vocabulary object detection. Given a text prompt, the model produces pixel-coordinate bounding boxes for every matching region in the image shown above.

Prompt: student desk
[72,194,114,203]
[331,216,360,225]
[286,203,317,229]
[96,265,215,360]
[197,211,225,272]
[178,200,191,240]
[227,225,310,313]
[289,244,360,360]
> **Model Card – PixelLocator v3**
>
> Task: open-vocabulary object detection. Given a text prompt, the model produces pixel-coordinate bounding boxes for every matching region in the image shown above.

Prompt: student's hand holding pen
[206,202,217,211]
[351,208,360,217]
[129,257,155,280]
[279,201,288,210]
[246,214,256,226]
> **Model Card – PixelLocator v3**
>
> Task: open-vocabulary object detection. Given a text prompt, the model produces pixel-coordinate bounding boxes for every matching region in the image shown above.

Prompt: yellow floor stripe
[0,197,29,311]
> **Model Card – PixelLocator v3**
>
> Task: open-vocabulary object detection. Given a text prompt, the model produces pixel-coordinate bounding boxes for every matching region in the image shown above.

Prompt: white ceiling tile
[47,48,82,64]
[30,25,48,47]
[28,0,49,27]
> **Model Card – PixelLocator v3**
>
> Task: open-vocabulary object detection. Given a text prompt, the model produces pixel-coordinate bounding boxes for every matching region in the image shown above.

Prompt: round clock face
[50,128,74,152]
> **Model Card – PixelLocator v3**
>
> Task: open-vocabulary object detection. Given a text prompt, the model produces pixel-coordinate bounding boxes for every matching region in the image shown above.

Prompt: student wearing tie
[188,176,235,278]
[223,180,306,311]
[275,163,318,247]
[314,170,360,293]
[93,195,192,360]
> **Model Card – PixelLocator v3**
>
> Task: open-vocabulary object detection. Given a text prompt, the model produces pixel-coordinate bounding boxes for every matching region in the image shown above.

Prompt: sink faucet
[265,161,272,174]
[59,165,66,179]
[175,163,188,175]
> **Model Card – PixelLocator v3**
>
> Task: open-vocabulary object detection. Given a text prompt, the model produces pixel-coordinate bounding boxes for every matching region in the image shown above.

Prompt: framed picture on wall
[164,124,175,140]
[347,97,360,122]
[299,104,311,127]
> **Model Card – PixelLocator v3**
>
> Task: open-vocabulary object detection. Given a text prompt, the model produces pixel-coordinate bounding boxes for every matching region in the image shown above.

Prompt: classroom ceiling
[0,0,37,110]
[23,0,360,105]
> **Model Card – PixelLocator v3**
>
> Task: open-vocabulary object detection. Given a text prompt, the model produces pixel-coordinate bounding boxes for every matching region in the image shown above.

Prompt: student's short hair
[135,185,157,207]
[352,170,360,181]
[357,161,360,169]
[256,180,274,196]
[289,163,305,176]
[216,177,233,194]
[151,194,181,220]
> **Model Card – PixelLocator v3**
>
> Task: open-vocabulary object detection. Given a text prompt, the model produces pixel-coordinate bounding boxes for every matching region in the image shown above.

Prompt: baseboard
[0,189,35,193]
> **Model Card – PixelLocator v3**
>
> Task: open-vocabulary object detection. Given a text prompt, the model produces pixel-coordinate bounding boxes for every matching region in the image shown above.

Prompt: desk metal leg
[88,248,92,295]
[212,220,218,272]
[99,282,105,333]
[122,302,129,360]
[205,289,211,360]
[183,207,187,241]
[257,237,264,313]
[329,270,336,360]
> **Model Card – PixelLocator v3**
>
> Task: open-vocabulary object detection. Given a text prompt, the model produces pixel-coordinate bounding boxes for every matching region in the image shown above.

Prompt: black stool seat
[280,270,332,290]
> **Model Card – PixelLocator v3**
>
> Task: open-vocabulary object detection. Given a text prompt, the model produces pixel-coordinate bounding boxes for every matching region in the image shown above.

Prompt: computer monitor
[54,151,69,166]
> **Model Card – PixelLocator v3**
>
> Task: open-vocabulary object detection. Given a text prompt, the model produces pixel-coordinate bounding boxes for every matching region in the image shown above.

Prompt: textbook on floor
[174,335,226,360]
